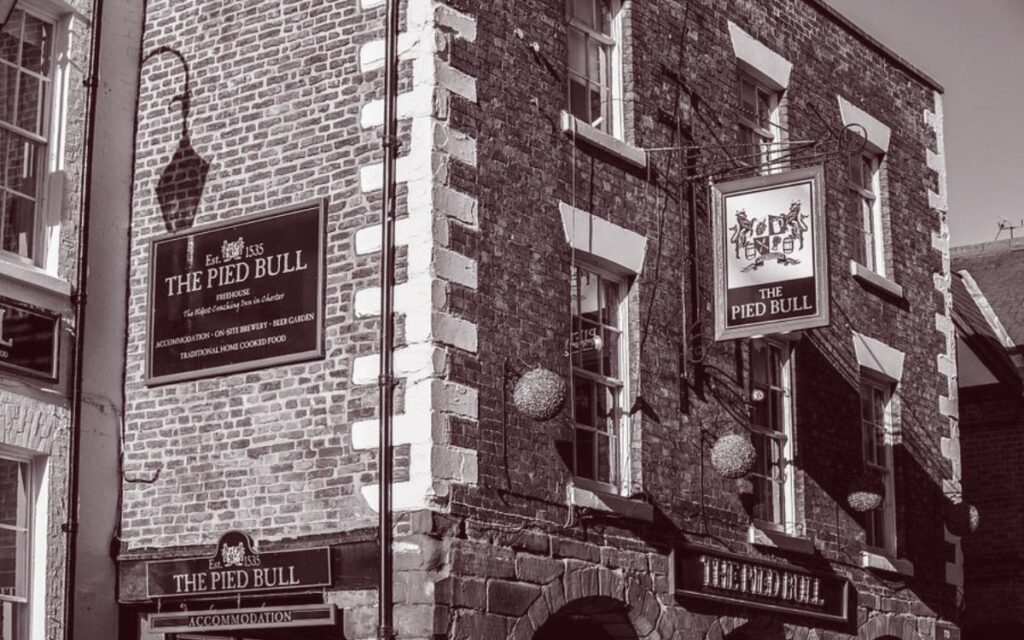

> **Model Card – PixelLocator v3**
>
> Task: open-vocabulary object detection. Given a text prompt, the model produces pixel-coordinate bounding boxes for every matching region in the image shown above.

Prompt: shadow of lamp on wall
[144,46,210,233]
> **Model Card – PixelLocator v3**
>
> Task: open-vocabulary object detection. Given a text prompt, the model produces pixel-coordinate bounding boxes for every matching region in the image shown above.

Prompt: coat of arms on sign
[208,530,261,569]
[221,236,245,262]
[729,201,809,272]
[221,542,246,567]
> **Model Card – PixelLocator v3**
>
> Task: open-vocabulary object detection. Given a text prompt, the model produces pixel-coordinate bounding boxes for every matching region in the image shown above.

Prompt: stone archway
[705,615,822,640]
[724,618,786,640]
[533,596,638,640]
[857,615,923,640]
[509,565,666,639]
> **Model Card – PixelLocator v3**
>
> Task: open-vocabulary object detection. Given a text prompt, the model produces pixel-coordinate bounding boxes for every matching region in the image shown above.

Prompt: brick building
[108,1,962,639]
[2,0,141,637]
[950,238,1024,639]
[1,1,92,638]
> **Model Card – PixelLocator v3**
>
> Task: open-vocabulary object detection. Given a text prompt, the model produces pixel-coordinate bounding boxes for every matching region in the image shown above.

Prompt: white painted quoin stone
[353,0,479,512]
[925,91,964,593]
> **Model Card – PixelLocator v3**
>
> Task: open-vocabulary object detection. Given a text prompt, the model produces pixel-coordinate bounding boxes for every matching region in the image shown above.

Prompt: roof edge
[957,270,1016,349]
[803,0,944,93]
[951,236,1024,258]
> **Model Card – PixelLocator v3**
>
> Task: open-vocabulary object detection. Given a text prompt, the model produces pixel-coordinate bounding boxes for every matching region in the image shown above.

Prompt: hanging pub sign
[0,297,59,381]
[147,604,337,633]
[712,166,829,341]
[671,544,850,623]
[145,530,331,598]
[146,201,326,385]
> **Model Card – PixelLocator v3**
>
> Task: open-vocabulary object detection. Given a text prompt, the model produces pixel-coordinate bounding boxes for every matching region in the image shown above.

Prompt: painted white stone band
[558,202,647,274]
[727,21,792,89]
[837,96,891,154]
[852,332,905,383]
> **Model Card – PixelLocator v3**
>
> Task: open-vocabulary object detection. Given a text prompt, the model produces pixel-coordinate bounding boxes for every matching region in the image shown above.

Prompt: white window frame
[0,446,45,640]
[0,0,71,274]
[569,261,630,495]
[736,71,783,174]
[860,378,897,555]
[566,0,623,139]
[748,339,797,534]
[727,21,791,176]
[850,150,885,276]
[559,202,645,498]
[838,97,893,283]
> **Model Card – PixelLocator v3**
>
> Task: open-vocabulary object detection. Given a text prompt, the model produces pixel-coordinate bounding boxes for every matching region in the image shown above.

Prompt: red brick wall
[122,0,399,549]
[114,0,960,637]
[959,385,1024,636]
[438,0,957,636]
[120,1,486,634]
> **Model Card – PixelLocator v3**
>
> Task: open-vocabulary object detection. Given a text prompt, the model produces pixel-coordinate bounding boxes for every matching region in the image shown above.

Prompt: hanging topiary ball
[944,500,980,537]
[512,367,567,421]
[847,470,885,512]
[711,434,757,479]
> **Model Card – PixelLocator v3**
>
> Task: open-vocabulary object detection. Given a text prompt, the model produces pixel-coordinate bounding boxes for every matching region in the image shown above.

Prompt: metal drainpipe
[64,0,105,638]
[377,0,400,639]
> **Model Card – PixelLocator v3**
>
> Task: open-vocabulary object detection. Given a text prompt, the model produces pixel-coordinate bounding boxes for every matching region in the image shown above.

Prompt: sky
[823,0,1024,247]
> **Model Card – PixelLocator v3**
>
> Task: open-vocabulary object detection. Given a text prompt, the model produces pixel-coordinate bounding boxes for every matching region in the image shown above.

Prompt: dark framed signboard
[146,201,326,385]
[145,531,332,599]
[712,166,829,341]
[671,544,850,623]
[148,604,337,634]
[0,296,59,381]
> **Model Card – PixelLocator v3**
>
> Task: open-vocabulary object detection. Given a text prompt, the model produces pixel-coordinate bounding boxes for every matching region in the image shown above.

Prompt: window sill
[570,484,654,523]
[0,595,28,604]
[0,259,73,314]
[860,550,915,577]
[850,260,904,300]
[560,111,648,170]
[747,523,816,555]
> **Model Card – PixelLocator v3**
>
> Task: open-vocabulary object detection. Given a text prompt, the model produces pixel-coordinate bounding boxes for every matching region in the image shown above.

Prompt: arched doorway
[858,613,923,640]
[533,596,639,640]
[723,618,786,640]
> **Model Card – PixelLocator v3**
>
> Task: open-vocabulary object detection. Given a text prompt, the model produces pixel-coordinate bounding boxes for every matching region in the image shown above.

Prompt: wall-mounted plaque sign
[935,622,960,640]
[712,166,829,341]
[147,604,337,633]
[671,544,850,623]
[146,201,326,385]
[145,531,331,598]
[0,297,58,381]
